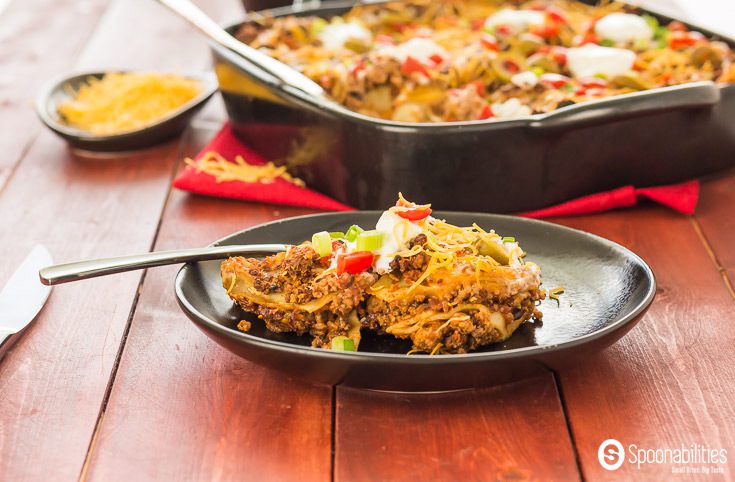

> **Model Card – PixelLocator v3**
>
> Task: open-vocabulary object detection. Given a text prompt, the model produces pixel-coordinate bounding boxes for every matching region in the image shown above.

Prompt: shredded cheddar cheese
[58,72,201,135]
[185,151,305,186]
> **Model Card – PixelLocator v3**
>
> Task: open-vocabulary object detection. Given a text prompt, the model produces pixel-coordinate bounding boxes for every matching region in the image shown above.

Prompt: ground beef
[222,246,377,348]
[388,233,430,282]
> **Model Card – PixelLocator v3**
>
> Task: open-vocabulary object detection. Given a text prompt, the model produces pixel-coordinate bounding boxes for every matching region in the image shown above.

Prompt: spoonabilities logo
[598,439,625,471]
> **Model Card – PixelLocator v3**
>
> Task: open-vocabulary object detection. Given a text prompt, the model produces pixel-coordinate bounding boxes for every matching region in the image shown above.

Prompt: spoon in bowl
[154,0,326,99]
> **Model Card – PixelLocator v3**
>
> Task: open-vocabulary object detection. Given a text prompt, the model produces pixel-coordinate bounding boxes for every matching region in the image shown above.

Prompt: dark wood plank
[696,172,735,297]
[552,207,735,480]
[0,0,241,479]
[83,127,332,481]
[335,375,581,482]
[0,0,109,191]
[0,134,180,482]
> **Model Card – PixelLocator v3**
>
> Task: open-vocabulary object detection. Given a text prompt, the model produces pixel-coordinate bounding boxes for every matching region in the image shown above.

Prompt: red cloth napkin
[174,123,699,217]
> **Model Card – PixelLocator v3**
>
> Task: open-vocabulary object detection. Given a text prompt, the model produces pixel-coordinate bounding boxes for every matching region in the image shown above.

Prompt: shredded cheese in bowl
[57,72,202,136]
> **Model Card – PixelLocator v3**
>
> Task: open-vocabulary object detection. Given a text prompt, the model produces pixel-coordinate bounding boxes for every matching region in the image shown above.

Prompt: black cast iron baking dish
[210,1,735,213]
[175,211,655,391]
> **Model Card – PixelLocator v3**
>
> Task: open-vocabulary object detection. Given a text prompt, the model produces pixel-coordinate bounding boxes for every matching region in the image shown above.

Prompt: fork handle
[39,244,286,286]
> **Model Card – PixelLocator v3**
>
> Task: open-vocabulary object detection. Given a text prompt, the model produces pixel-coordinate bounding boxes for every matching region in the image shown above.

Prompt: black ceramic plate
[36,70,218,152]
[175,212,655,391]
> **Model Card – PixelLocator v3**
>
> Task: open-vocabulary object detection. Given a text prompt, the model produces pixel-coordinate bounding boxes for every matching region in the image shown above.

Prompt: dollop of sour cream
[594,13,654,44]
[484,9,545,33]
[372,210,423,274]
[491,98,532,119]
[511,71,539,89]
[318,21,372,50]
[566,44,636,78]
[379,37,449,64]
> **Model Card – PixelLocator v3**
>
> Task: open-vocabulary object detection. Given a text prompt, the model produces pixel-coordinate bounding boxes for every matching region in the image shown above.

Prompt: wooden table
[1,0,734,480]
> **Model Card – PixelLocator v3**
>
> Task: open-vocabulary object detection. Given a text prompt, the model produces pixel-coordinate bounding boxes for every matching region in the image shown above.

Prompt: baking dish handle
[530,81,720,130]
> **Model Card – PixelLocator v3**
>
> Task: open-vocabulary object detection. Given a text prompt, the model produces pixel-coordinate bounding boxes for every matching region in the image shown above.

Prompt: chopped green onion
[331,336,355,351]
[656,27,670,48]
[600,38,615,47]
[309,17,328,37]
[561,83,574,92]
[642,14,659,31]
[329,231,345,239]
[531,66,545,77]
[594,73,608,80]
[311,231,332,258]
[345,224,364,242]
[502,236,516,243]
[356,230,384,252]
[633,37,650,50]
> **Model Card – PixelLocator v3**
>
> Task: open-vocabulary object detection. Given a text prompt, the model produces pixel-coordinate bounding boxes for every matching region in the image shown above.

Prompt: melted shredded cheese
[186,151,305,186]
[58,72,201,135]
[391,216,516,293]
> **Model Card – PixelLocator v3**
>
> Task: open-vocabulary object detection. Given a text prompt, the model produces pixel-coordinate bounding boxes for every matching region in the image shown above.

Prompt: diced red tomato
[545,6,568,24]
[503,59,521,74]
[658,72,673,84]
[668,31,705,49]
[495,24,513,36]
[584,18,599,33]
[350,62,366,76]
[539,73,572,89]
[480,33,500,51]
[530,21,560,38]
[668,21,688,32]
[579,77,608,88]
[393,22,416,33]
[478,104,494,120]
[401,56,430,77]
[469,79,485,96]
[396,207,432,221]
[584,87,606,97]
[576,18,599,45]
[537,45,567,65]
[574,85,587,95]
[336,251,374,275]
[579,32,599,45]
[551,48,568,65]
[430,53,445,65]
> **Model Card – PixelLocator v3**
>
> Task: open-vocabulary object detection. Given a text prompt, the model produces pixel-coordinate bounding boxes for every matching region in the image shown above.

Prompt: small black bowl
[175,212,656,392]
[36,70,218,152]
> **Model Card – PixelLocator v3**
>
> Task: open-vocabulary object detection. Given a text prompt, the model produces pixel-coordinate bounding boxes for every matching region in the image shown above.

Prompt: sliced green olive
[515,34,544,56]
[344,37,370,53]
[611,72,655,91]
[691,45,722,67]
[309,18,328,39]
[365,86,393,113]
[527,54,561,74]
[379,10,413,26]
[392,102,427,122]
[479,239,510,265]
[491,53,527,83]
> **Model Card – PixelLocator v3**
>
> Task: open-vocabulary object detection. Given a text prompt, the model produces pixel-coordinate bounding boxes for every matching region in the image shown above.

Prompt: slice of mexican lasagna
[222,195,544,354]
